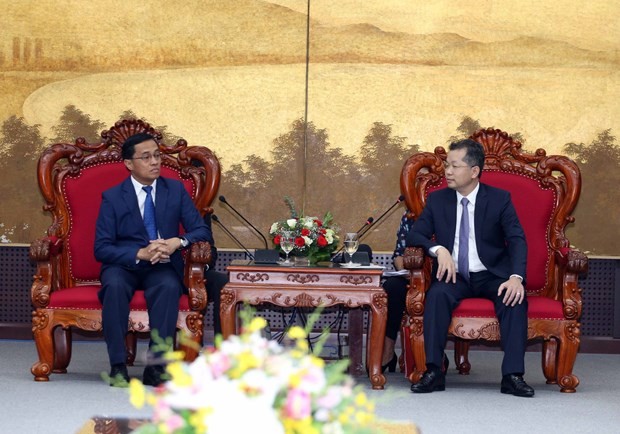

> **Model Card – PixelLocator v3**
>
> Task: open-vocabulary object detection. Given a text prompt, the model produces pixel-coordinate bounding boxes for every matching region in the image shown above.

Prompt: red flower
[317,235,328,247]
[319,228,326,235]
[295,237,306,248]
[314,219,323,227]
[301,228,310,236]
[273,235,281,245]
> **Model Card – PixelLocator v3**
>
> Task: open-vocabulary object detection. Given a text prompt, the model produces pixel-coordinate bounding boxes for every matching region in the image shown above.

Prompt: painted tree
[563,129,620,254]
[0,116,47,241]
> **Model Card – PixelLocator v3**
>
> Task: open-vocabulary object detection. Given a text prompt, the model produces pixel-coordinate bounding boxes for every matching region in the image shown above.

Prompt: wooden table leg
[220,288,238,339]
[368,292,387,390]
[347,309,364,376]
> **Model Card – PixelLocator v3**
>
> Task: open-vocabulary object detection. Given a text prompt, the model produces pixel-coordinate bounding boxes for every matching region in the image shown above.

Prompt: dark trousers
[98,263,183,366]
[382,276,408,341]
[204,268,228,335]
[424,271,528,376]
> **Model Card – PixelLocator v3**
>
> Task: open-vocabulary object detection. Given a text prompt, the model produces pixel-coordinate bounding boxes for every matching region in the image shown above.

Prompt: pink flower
[284,389,312,419]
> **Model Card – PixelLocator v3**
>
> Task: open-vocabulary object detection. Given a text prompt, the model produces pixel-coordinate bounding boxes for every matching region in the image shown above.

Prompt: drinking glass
[280,232,295,265]
[343,232,359,265]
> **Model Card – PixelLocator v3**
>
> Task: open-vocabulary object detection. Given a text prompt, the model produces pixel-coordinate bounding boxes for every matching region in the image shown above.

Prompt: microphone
[219,195,269,249]
[356,216,374,234]
[359,195,405,239]
[212,214,254,260]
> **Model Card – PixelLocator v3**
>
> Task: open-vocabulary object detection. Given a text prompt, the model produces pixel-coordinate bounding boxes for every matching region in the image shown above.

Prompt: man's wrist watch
[178,236,189,250]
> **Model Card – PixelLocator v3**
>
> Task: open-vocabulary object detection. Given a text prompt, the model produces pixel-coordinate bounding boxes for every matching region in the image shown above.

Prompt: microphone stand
[358,195,405,240]
[219,196,269,249]
[212,214,254,260]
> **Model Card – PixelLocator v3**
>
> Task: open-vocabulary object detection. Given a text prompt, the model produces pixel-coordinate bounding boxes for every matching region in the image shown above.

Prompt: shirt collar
[130,176,157,196]
[456,182,480,206]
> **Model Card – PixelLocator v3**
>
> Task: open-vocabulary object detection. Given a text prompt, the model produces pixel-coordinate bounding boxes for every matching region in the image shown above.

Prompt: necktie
[142,186,157,240]
[458,197,470,281]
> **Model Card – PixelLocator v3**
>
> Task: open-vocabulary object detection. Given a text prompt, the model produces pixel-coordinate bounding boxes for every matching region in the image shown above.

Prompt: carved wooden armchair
[401,128,588,392]
[30,119,220,381]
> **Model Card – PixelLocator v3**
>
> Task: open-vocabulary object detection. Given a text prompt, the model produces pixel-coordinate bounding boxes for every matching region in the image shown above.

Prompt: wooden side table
[220,261,388,390]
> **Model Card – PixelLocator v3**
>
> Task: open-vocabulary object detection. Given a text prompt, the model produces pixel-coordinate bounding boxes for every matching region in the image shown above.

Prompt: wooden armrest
[402,247,429,317]
[29,237,63,308]
[554,248,588,320]
[184,241,212,311]
[403,246,425,270]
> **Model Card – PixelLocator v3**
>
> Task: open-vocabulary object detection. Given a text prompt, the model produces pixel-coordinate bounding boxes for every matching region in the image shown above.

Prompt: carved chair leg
[409,317,426,383]
[31,310,55,381]
[542,338,558,384]
[454,338,472,375]
[52,327,72,373]
[125,332,137,366]
[556,325,581,393]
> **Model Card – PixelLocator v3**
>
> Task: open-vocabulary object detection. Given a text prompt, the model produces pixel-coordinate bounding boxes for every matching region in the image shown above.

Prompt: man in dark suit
[407,138,534,397]
[95,132,211,387]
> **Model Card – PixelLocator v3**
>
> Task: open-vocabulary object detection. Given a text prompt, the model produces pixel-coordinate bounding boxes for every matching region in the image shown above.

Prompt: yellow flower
[164,350,185,361]
[354,392,368,407]
[167,361,193,387]
[129,378,146,409]
[247,317,267,333]
[229,351,260,378]
[189,408,211,433]
[287,326,307,340]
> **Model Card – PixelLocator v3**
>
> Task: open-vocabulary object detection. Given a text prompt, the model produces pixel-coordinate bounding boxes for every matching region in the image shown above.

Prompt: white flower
[270,222,279,234]
[303,217,315,228]
[286,219,297,229]
[302,236,312,246]
[204,387,285,434]
[325,228,335,244]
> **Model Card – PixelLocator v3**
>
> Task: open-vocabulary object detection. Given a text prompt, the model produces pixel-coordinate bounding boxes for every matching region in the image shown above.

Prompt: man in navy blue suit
[408,138,534,397]
[95,133,211,387]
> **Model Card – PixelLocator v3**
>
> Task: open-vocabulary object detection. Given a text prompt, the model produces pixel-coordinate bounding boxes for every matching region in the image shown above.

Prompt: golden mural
[0,0,619,255]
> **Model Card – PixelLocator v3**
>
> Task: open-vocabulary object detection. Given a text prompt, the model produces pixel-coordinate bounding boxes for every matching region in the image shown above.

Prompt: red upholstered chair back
[37,119,220,289]
[64,164,195,283]
[401,128,581,299]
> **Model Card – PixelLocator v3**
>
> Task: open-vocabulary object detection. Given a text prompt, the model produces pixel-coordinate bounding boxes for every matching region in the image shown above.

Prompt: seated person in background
[95,132,211,387]
[202,213,228,336]
[380,210,413,372]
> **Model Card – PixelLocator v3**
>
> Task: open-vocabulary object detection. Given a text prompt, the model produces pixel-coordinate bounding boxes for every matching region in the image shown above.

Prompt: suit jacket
[407,183,527,284]
[94,176,211,279]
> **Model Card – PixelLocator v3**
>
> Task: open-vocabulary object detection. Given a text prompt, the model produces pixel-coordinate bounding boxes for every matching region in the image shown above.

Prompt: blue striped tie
[458,197,470,281]
[142,186,157,240]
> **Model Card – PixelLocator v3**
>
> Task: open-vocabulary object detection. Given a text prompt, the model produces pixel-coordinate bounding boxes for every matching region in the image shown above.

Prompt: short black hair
[121,133,156,160]
[449,139,485,178]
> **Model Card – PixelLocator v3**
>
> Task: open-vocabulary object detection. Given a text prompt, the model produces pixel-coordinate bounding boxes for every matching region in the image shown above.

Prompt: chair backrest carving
[401,128,581,298]
[36,119,220,288]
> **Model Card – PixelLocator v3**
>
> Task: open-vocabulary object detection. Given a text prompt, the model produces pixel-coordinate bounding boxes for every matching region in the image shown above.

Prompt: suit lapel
[445,190,457,252]
[474,183,488,247]
[121,178,145,232]
[155,178,169,238]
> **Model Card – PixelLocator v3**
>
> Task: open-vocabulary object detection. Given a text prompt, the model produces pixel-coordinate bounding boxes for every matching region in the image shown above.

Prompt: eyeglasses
[443,162,472,171]
[131,152,162,162]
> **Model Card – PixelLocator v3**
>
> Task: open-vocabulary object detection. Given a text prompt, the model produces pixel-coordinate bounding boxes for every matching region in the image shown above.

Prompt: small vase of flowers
[269,197,339,264]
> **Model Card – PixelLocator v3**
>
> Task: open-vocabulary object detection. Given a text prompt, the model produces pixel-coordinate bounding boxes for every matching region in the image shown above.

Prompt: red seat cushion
[453,296,565,320]
[48,286,192,311]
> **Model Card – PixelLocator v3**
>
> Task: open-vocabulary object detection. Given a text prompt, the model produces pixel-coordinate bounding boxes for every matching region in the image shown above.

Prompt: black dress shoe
[501,374,535,397]
[143,365,167,387]
[411,369,445,393]
[109,364,130,387]
[382,352,398,373]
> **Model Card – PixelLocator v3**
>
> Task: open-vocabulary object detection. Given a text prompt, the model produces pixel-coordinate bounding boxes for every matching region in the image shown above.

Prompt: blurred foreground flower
[129,308,375,434]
